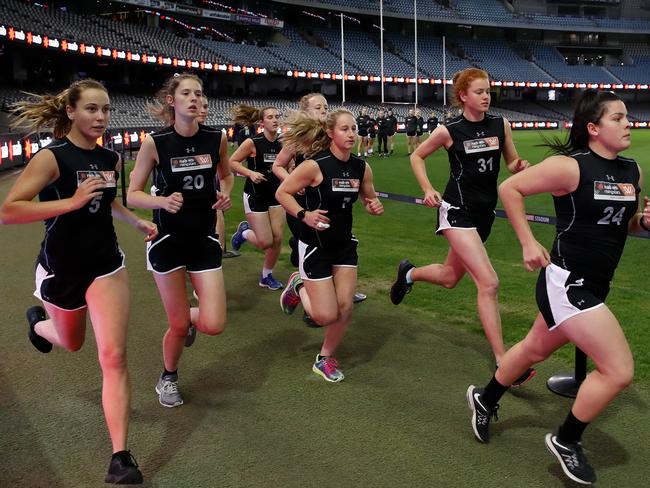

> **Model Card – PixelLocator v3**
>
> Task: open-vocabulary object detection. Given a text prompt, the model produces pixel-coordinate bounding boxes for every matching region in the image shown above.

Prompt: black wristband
[297,209,306,221]
[640,215,650,232]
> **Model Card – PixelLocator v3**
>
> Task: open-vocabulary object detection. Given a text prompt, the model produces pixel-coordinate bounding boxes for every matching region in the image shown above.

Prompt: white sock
[262,268,272,278]
[242,229,253,241]
[406,268,414,284]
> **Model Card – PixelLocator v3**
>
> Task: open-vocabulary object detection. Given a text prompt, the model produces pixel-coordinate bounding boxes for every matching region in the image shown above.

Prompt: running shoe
[185,325,196,348]
[223,249,241,259]
[353,292,367,303]
[390,259,415,305]
[26,306,52,353]
[312,354,345,382]
[105,450,143,484]
[280,271,302,315]
[155,373,183,408]
[466,385,499,443]
[545,433,597,485]
[230,221,249,251]
[259,273,283,290]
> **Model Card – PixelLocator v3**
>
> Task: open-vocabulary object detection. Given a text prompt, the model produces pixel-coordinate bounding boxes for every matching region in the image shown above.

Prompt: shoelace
[321,357,339,376]
[125,451,140,468]
[162,380,179,394]
[478,403,499,424]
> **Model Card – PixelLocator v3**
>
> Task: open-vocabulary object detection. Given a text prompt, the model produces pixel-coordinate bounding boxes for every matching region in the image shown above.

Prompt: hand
[304,209,330,230]
[513,158,530,173]
[641,196,650,229]
[365,197,384,216]
[160,192,183,213]
[136,219,158,242]
[249,171,267,184]
[212,192,231,211]
[522,240,550,272]
[297,188,306,196]
[423,189,442,208]
[71,176,105,210]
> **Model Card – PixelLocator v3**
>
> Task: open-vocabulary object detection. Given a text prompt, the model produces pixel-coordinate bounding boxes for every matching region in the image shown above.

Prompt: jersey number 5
[88,195,102,214]
[597,206,625,225]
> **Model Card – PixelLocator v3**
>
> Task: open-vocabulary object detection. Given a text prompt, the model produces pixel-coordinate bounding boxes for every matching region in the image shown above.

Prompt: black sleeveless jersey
[244,134,281,197]
[301,149,366,248]
[443,113,505,210]
[37,138,120,272]
[386,115,398,134]
[551,149,640,283]
[405,116,417,133]
[427,116,439,130]
[356,115,370,132]
[367,118,377,136]
[151,124,222,237]
[416,116,424,132]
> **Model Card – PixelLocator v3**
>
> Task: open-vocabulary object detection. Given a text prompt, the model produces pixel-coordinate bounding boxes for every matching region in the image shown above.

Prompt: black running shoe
[545,433,596,485]
[303,312,319,328]
[26,306,52,353]
[390,259,415,305]
[289,236,299,268]
[184,324,197,348]
[105,450,143,484]
[466,385,499,443]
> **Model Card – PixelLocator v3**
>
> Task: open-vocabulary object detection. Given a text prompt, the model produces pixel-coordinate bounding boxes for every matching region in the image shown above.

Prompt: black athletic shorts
[147,233,222,274]
[243,191,281,213]
[358,129,369,138]
[34,250,125,311]
[536,263,609,330]
[416,130,423,137]
[436,200,496,243]
[298,237,358,280]
[406,130,416,137]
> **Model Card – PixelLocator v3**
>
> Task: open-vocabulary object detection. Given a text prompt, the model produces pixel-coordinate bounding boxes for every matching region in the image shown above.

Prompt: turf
[1,130,650,486]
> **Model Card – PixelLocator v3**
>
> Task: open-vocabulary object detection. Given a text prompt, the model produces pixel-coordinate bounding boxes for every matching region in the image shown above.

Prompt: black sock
[558,410,589,444]
[163,368,177,377]
[317,354,328,361]
[481,375,509,409]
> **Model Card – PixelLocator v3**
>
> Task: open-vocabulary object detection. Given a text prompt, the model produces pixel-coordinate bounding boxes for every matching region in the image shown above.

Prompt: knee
[606,361,634,391]
[272,234,283,248]
[519,338,551,364]
[98,346,127,371]
[258,238,273,250]
[477,274,499,296]
[198,317,226,336]
[311,309,339,327]
[439,268,461,289]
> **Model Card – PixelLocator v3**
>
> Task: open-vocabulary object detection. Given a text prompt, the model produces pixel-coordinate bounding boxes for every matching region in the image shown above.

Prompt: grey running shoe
[353,291,367,303]
[312,354,345,383]
[155,373,183,408]
[466,385,499,443]
[185,325,196,348]
[545,433,596,485]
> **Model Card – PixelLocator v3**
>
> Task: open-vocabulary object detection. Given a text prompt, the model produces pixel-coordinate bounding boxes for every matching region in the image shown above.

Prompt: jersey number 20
[183,174,205,190]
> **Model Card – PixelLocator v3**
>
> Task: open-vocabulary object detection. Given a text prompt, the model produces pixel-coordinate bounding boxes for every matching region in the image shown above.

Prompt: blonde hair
[451,68,489,108]
[147,73,203,124]
[298,93,326,112]
[232,104,276,126]
[10,79,107,139]
[282,109,353,157]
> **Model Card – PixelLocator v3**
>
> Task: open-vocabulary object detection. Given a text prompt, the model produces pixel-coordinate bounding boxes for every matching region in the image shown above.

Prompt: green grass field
[1,129,650,487]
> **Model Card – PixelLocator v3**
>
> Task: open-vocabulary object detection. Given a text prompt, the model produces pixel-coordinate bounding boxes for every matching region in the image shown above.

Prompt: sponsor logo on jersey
[593,181,636,201]
[332,178,360,192]
[170,154,212,172]
[263,153,277,164]
[463,137,499,154]
[76,170,116,188]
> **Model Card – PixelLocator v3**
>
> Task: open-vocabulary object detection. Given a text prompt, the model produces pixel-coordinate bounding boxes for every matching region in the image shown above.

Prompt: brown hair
[232,104,276,126]
[147,73,203,124]
[451,68,489,108]
[298,93,326,111]
[282,109,353,157]
[10,79,107,139]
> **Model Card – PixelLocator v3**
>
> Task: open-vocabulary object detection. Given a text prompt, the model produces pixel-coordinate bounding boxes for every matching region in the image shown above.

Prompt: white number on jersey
[597,206,626,225]
[88,195,102,214]
[477,157,493,173]
[183,174,205,190]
